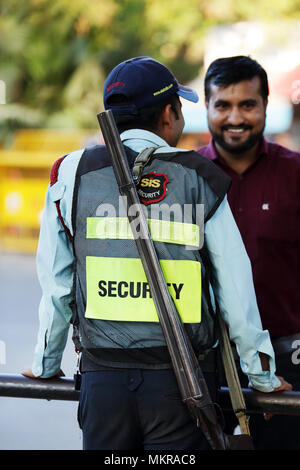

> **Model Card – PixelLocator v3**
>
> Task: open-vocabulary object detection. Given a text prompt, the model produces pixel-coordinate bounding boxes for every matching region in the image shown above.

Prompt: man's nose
[227,106,243,125]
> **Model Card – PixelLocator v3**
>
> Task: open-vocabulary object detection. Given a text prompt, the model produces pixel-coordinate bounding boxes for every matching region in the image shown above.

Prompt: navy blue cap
[103,56,199,115]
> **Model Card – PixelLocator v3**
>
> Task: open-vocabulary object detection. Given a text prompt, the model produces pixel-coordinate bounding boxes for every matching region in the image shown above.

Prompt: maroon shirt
[198,138,300,338]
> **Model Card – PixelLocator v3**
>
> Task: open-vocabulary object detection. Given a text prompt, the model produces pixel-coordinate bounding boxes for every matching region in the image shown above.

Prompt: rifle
[97,109,253,450]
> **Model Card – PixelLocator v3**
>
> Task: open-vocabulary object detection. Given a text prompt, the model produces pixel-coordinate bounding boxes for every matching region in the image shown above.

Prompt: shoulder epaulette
[49,155,73,243]
[50,155,67,187]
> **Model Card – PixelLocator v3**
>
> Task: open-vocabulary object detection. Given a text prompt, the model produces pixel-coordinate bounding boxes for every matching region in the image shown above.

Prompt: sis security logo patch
[136,172,169,205]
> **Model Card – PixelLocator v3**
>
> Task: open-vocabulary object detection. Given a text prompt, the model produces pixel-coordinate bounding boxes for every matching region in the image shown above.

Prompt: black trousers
[78,368,217,450]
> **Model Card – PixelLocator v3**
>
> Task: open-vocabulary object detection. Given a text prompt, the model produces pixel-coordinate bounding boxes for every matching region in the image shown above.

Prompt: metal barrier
[0,374,79,402]
[0,150,54,252]
[1,374,300,416]
[0,129,99,253]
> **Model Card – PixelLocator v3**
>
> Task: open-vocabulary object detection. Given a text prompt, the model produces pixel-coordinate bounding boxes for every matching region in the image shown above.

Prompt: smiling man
[203,58,268,173]
[198,55,300,450]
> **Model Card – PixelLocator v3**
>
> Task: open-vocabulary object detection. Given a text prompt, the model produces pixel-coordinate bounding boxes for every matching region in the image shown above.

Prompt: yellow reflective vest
[70,145,230,369]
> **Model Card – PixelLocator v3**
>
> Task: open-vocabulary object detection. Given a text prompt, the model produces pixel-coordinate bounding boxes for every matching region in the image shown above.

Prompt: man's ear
[160,104,173,127]
[157,104,175,145]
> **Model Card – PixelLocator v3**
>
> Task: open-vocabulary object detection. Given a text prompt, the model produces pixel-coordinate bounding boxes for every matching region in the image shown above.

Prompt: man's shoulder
[64,144,114,177]
[267,140,300,165]
[50,148,85,186]
[157,147,220,169]
[196,143,211,153]
[196,143,215,160]
[156,147,231,198]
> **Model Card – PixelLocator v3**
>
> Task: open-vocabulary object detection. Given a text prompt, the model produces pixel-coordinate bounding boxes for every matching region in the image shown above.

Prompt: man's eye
[243,102,255,109]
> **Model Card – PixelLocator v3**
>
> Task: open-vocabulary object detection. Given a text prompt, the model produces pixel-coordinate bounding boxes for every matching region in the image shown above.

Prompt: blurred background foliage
[1,0,300,142]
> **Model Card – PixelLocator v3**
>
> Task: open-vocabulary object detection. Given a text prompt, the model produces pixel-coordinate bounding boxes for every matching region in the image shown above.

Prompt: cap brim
[177,84,199,103]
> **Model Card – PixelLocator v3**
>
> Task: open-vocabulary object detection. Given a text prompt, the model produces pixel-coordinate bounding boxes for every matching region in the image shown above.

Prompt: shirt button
[238,208,243,212]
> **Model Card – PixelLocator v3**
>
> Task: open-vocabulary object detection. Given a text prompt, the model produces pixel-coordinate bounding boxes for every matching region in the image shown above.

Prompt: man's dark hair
[106,94,180,134]
[204,56,269,102]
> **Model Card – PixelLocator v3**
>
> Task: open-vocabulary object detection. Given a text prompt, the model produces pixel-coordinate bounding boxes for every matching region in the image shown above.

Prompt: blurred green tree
[0,0,300,139]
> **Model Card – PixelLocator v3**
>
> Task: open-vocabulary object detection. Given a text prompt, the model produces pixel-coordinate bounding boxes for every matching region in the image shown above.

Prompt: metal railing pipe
[0,374,79,401]
[218,386,300,416]
[0,374,300,416]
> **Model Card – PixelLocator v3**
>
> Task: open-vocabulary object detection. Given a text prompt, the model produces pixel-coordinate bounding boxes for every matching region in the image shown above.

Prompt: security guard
[23,57,291,450]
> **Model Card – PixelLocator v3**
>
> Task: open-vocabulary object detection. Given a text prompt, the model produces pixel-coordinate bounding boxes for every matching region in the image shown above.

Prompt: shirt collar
[120,129,169,151]
[204,139,219,161]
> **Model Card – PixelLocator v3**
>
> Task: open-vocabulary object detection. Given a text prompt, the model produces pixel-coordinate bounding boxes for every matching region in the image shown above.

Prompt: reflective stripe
[85,256,201,323]
[86,217,199,247]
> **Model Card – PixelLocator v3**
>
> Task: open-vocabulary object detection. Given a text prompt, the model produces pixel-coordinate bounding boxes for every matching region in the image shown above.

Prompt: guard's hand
[21,368,65,379]
[273,376,292,392]
[264,376,292,421]
[21,368,39,378]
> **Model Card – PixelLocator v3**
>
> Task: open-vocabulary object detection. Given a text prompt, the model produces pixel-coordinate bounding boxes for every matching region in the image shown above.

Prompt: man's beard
[209,125,265,155]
